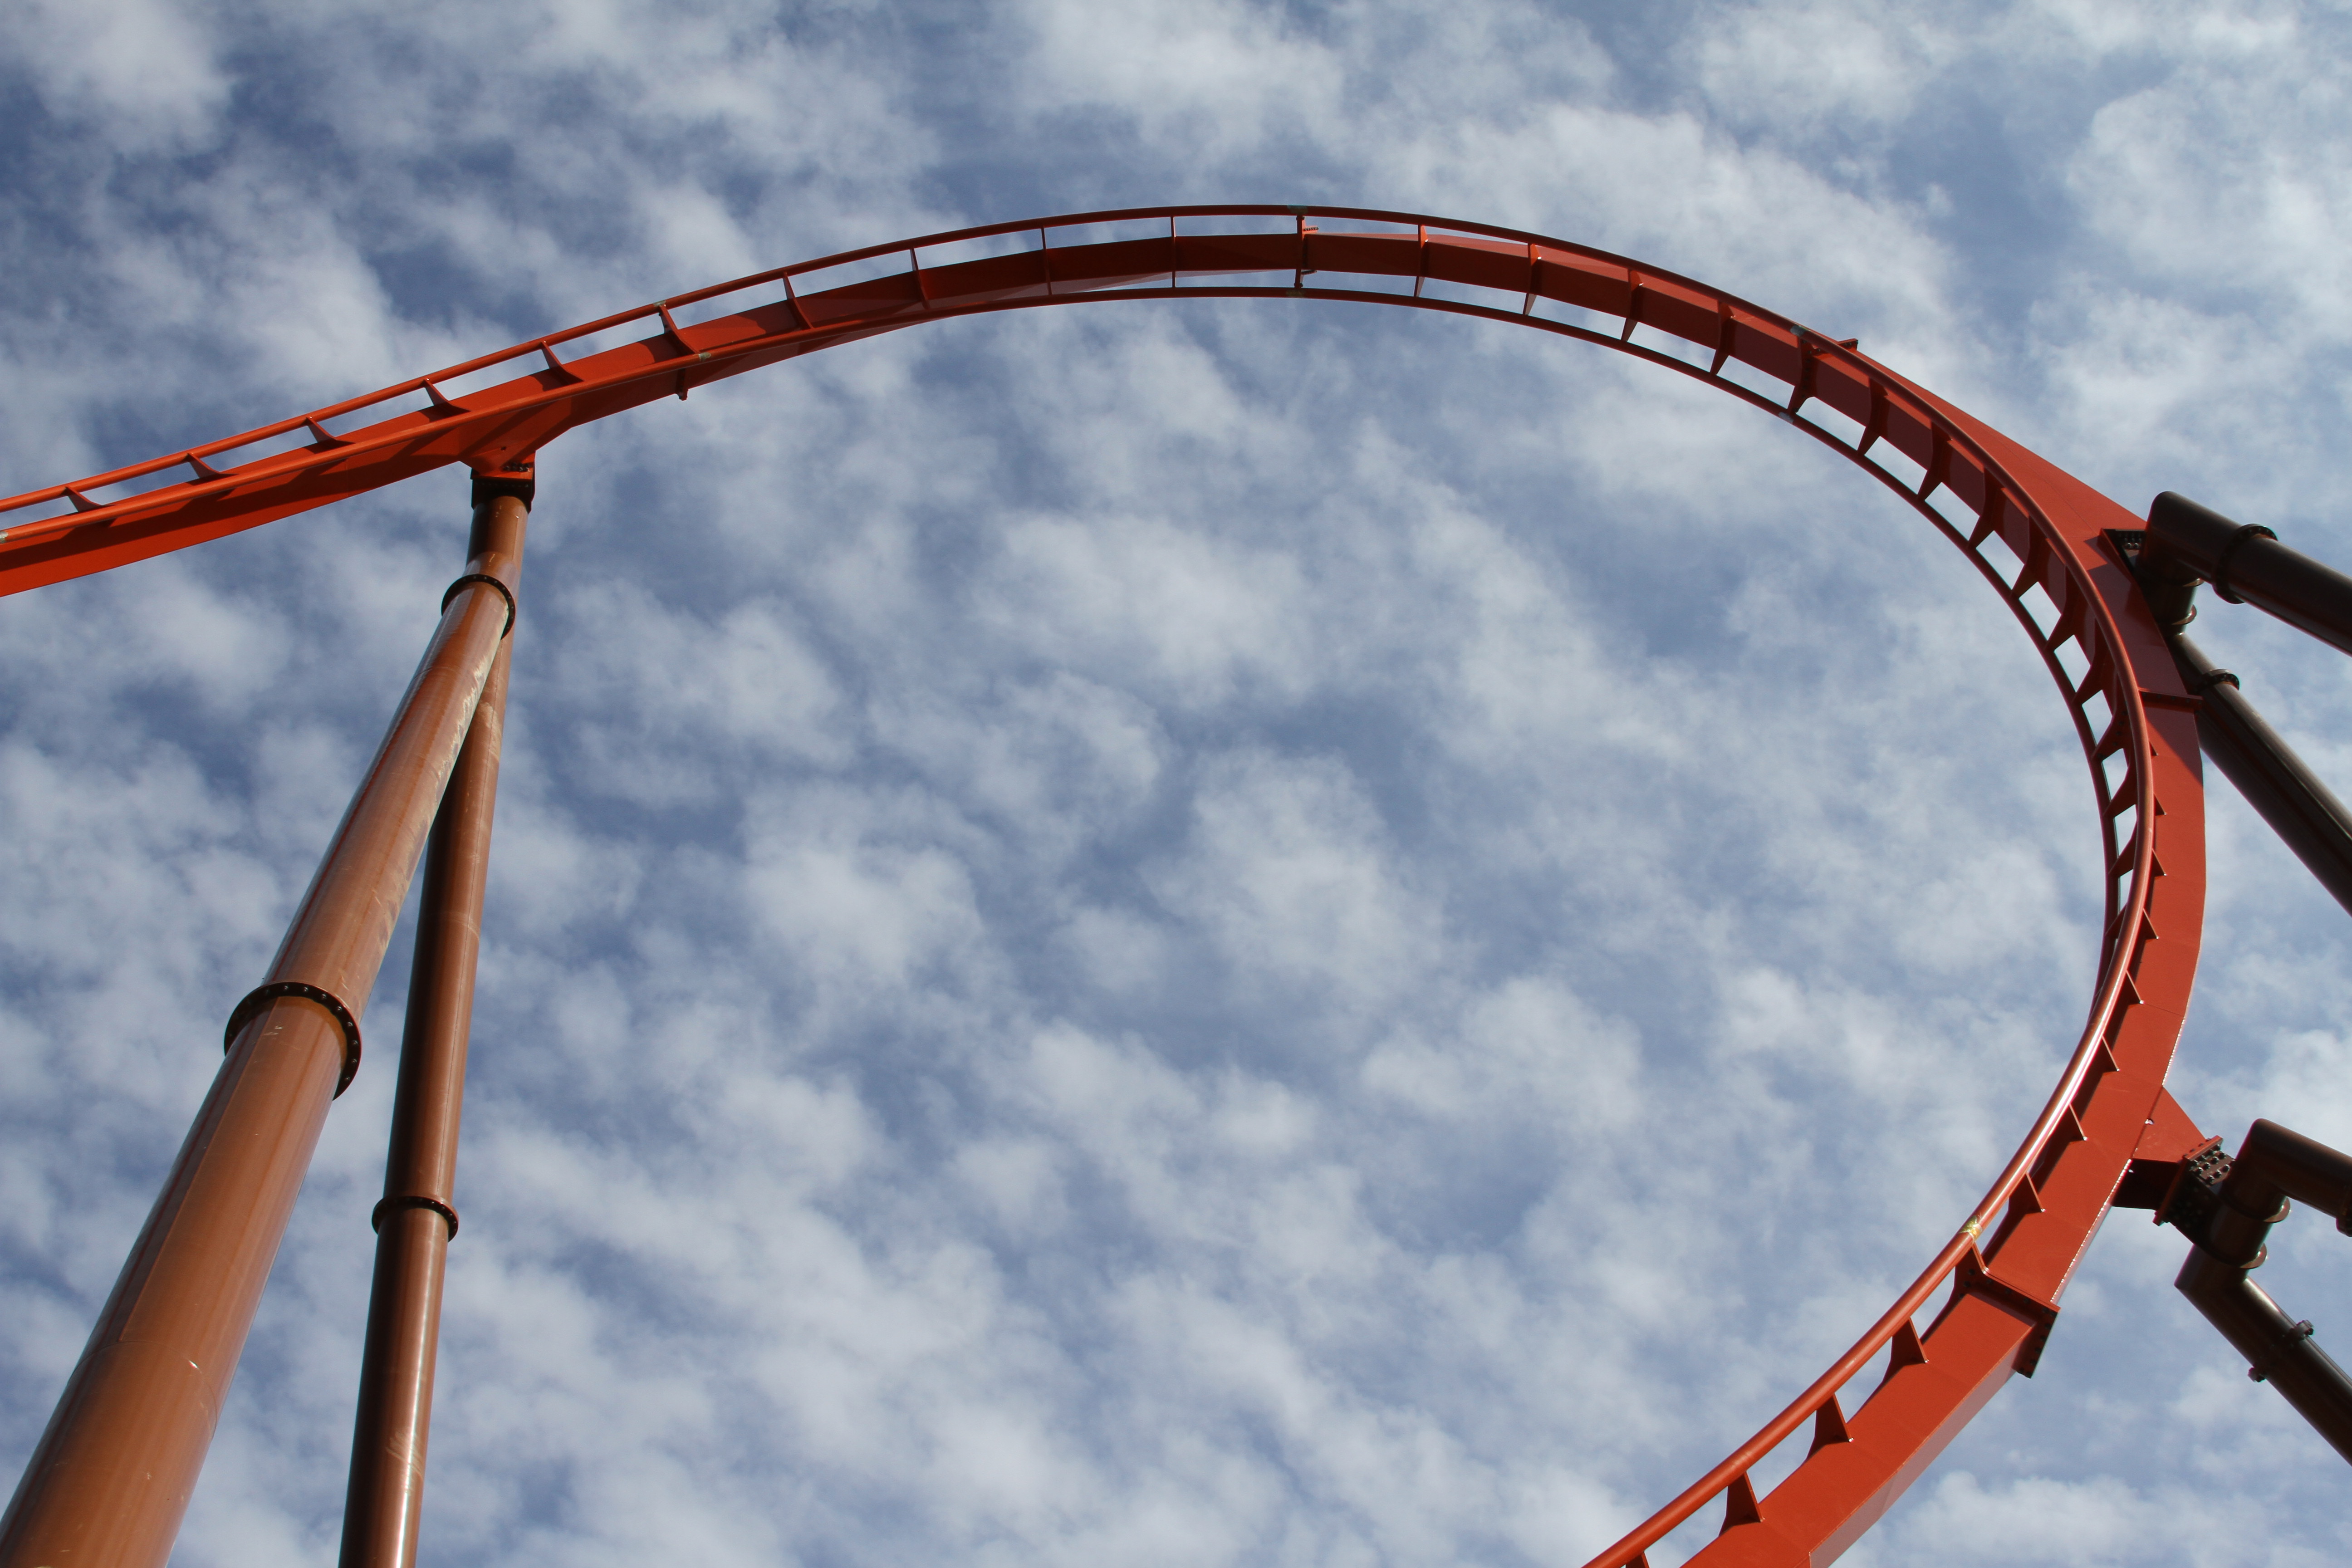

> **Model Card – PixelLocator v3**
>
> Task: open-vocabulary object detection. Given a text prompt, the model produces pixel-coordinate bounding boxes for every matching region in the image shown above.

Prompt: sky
[3,2,2352,1565]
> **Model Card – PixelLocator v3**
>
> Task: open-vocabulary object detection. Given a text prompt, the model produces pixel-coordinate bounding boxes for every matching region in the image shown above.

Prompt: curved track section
[0,207,2209,1566]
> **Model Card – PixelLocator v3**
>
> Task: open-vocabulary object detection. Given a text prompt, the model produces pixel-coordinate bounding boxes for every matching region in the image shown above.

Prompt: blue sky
[5,4,2352,1565]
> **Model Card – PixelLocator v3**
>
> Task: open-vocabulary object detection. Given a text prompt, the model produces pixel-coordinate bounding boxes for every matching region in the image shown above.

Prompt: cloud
[5,4,2352,1567]
[1,0,230,152]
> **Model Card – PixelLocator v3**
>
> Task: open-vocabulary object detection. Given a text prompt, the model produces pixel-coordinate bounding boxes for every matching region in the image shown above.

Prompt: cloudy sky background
[3,2,2352,1564]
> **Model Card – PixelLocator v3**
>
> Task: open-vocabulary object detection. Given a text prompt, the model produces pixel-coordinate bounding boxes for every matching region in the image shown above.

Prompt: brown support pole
[0,478,527,1568]
[339,486,527,1568]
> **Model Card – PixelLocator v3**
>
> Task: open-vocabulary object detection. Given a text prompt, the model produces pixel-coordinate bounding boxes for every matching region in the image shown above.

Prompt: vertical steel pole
[339,486,527,1568]
[0,483,523,1568]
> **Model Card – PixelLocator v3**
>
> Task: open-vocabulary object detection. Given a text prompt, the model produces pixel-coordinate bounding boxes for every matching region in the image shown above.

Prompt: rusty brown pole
[0,475,528,1568]
[339,484,526,1568]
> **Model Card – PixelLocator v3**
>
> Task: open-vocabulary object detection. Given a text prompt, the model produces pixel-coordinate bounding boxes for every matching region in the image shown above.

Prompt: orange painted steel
[0,514,519,1568]
[339,495,525,1568]
[0,208,2211,1567]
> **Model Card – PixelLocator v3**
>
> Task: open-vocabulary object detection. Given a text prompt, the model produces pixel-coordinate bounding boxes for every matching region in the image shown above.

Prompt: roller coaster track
[0,207,2211,1567]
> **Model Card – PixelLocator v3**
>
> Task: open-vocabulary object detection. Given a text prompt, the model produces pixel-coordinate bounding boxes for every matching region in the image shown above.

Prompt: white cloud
[2,0,229,152]
[7,4,2352,1567]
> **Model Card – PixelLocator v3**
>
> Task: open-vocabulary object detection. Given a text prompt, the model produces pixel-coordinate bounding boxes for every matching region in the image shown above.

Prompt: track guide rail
[0,206,2210,1567]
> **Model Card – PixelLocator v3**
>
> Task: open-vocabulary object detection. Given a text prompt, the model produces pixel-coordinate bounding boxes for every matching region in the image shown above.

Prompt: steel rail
[0,207,2209,1568]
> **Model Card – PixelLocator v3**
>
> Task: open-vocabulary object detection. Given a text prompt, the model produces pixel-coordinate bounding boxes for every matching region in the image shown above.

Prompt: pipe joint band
[373,1194,460,1239]
[442,572,517,637]
[225,980,363,1096]
[2221,1187,2293,1227]
[2210,523,2279,605]
[2249,1318,2316,1382]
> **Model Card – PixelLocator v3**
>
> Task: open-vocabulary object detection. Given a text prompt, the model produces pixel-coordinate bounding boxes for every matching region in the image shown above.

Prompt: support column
[2168,632,2352,917]
[0,477,524,1568]
[2142,491,2352,656]
[340,482,527,1568]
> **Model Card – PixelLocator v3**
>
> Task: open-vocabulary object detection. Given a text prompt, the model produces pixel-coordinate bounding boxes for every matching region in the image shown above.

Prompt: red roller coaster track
[0,206,2211,1568]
